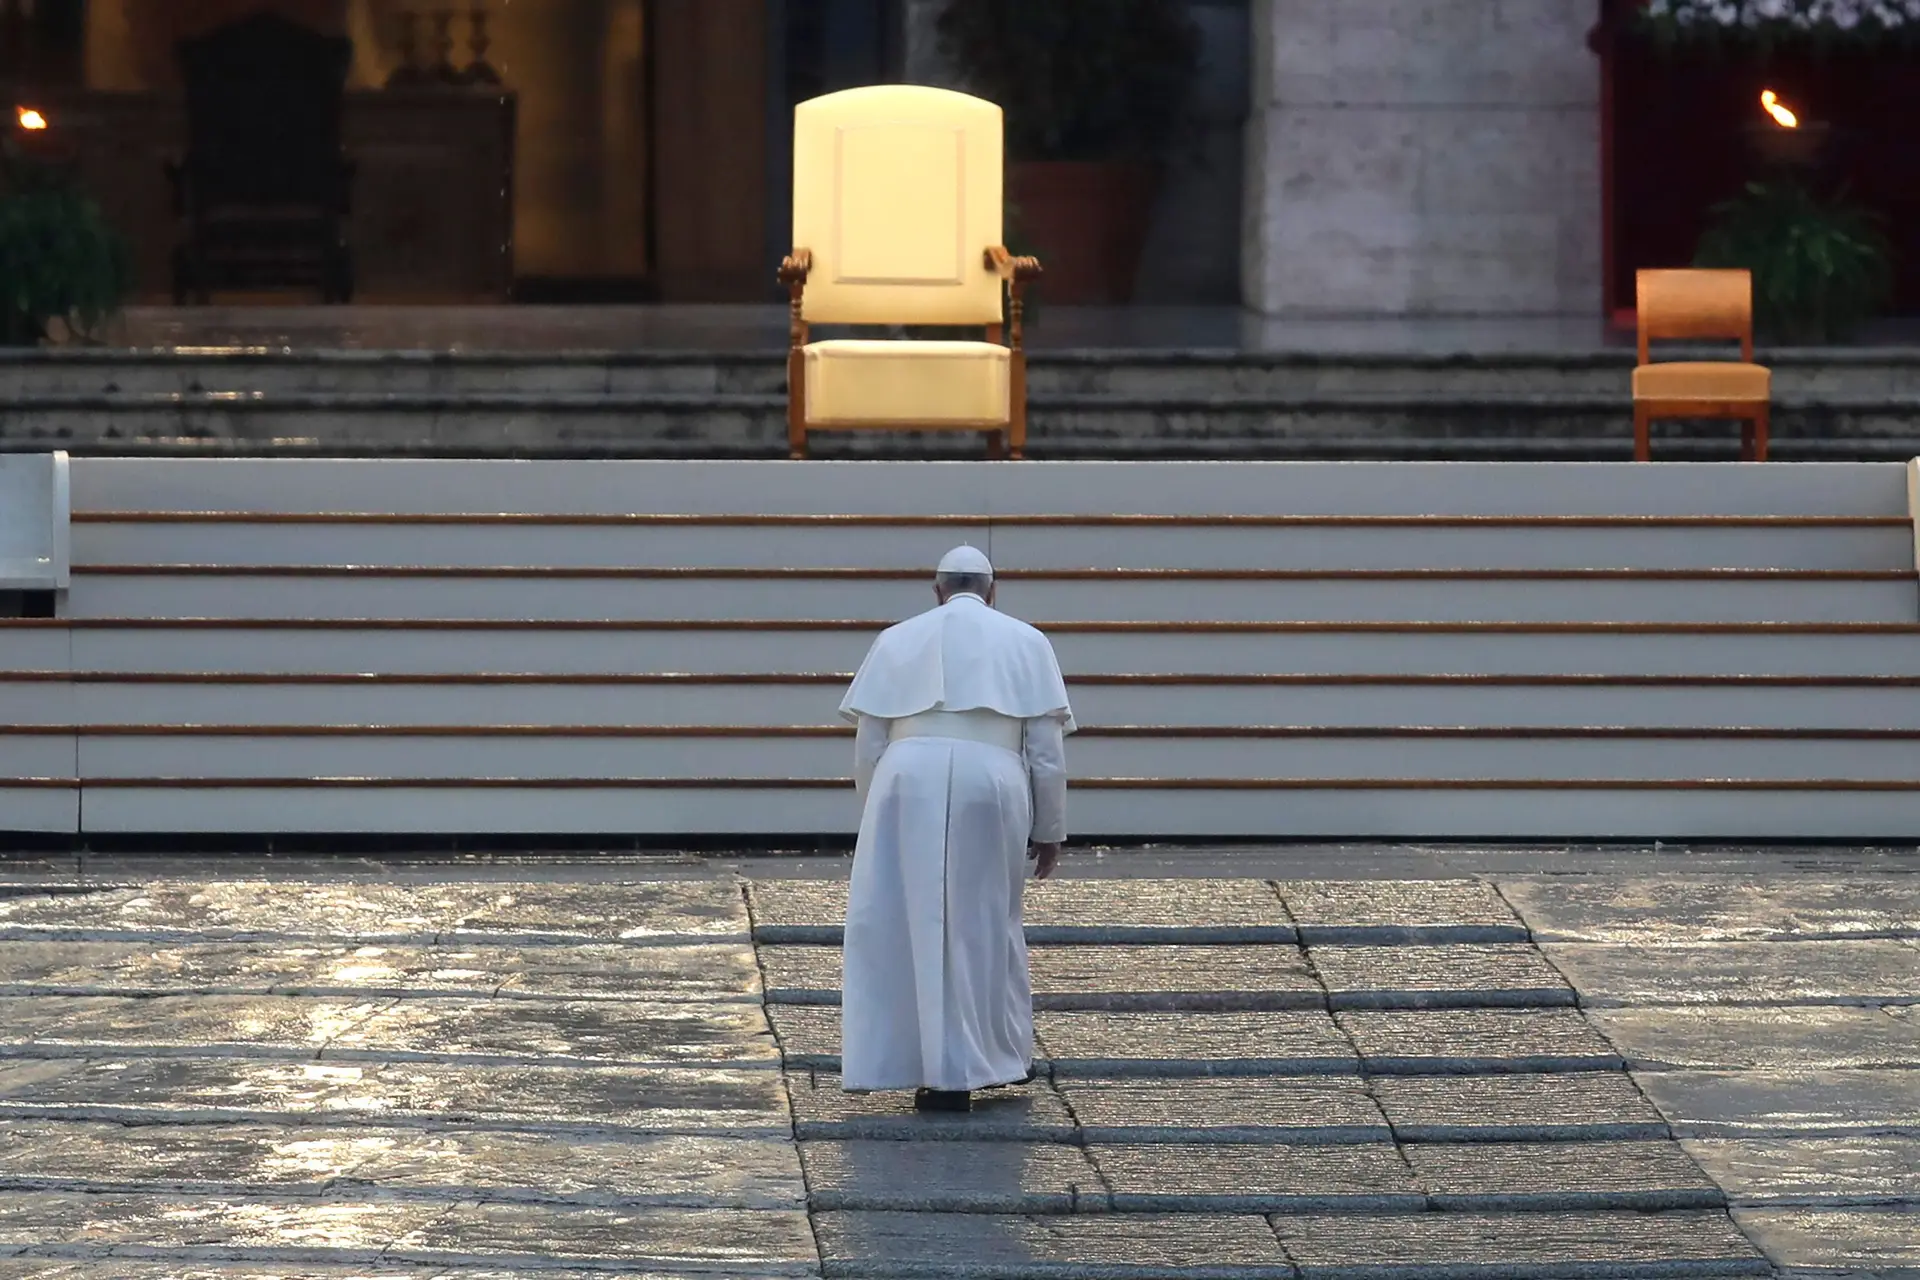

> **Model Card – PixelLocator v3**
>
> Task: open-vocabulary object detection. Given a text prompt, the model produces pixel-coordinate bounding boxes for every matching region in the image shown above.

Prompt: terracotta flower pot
[1007,161,1157,305]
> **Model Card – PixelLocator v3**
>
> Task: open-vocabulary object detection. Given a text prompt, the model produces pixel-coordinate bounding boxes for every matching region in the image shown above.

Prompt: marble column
[1242,0,1602,316]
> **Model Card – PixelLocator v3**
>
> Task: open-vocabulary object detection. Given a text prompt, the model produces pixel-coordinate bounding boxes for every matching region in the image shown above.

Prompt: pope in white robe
[837,546,1074,1111]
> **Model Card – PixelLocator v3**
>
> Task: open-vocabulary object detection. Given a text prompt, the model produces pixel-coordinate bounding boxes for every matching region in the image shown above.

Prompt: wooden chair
[779,85,1040,460]
[167,12,356,304]
[1633,269,1772,462]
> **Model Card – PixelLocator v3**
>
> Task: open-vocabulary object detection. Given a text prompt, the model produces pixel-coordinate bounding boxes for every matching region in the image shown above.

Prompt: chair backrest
[176,11,353,205]
[792,84,1004,327]
[1637,269,1755,363]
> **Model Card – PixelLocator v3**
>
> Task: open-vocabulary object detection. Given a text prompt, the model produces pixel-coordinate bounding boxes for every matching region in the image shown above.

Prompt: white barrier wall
[0,458,1913,840]
[0,451,69,592]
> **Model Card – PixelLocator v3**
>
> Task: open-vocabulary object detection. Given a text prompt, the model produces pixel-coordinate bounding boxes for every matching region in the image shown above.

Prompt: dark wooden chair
[167,12,356,304]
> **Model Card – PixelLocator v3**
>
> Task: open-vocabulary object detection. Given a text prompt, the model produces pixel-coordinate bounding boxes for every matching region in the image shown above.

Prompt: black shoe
[983,1064,1039,1090]
[913,1088,971,1112]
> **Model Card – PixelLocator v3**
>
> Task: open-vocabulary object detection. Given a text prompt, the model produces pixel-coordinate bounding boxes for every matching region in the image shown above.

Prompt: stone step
[7,348,1915,459]
[799,1137,1725,1214]
[9,348,1920,397]
[767,1006,1627,1077]
[746,879,1530,948]
[5,390,1918,460]
[788,1071,1676,1145]
[65,515,1920,573]
[59,568,1920,624]
[757,943,1575,1012]
[812,1207,1770,1280]
[0,1190,819,1276]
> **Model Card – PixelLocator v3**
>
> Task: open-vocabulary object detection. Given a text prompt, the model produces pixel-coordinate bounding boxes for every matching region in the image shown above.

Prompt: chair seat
[803,339,1010,426]
[1633,361,1770,402]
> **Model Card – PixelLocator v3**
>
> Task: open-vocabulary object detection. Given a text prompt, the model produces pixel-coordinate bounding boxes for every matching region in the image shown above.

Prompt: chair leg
[1008,350,1028,460]
[1752,404,1770,462]
[1632,403,1651,462]
[987,429,1007,459]
[1740,420,1755,462]
[786,350,808,460]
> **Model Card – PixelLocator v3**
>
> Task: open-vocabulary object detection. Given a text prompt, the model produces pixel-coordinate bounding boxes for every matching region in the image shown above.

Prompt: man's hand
[1028,841,1062,880]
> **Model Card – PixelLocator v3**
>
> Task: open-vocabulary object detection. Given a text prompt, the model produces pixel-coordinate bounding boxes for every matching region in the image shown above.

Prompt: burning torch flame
[14,107,47,131]
[1760,90,1798,129]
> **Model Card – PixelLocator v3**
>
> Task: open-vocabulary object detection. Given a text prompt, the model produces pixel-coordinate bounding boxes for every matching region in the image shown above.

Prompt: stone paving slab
[766,1005,844,1070]
[0,1194,819,1272]
[759,945,1324,1011]
[800,1140,1104,1213]
[1336,1009,1624,1074]
[1022,880,1295,945]
[1730,1206,1920,1278]
[744,881,849,945]
[0,1120,806,1209]
[814,1210,1292,1279]
[1029,946,1319,1011]
[0,994,778,1069]
[1269,1209,1770,1278]
[1404,1140,1724,1211]
[1498,878,1920,944]
[1037,1011,1356,1077]
[770,1006,1364,1077]
[787,1072,1076,1142]
[1682,1136,1920,1207]
[1276,880,1528,944]
[1369,1071,1671,1142]
[1054,1077,1391,1144]
[382,1202,817,1273]
[1635,1069,1920,1139]
[1544,940,1920,1008]
[747,878,1297,945]
[1307,945,1573,1010]
[0,881,752,946]
[0,1263,454,1280]
[1590,1006,1920,1071]
[1088,1142,1423,1212]
[0,1057,792,1135]
[0,1264,657,1280]
[0,1064,82,1101]
[0,1190,442,1257]
[0,995,389,1059]
[322,997,776,1068]
[0,941,763,1003]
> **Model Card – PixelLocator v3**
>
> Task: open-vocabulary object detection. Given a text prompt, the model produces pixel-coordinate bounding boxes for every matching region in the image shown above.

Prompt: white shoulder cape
[839,595,1075,732]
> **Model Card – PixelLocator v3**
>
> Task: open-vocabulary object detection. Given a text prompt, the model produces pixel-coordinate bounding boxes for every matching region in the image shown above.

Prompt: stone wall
[1242,0,1602,317]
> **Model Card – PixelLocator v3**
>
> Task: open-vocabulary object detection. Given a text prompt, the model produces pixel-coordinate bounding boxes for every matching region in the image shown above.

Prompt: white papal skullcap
[936,545,994,578]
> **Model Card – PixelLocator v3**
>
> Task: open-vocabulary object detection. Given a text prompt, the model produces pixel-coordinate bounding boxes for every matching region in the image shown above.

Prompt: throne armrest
[984,245,1041,284]
[778,248,812,286]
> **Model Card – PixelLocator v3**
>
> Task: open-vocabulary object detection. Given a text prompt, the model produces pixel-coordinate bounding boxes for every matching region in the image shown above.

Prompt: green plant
[1694,178,1893,343]
[0,141,132,346]
[935,0,1201,163]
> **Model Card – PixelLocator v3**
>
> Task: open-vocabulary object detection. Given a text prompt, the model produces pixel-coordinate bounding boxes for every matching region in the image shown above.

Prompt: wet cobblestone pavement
[0,851,1912,1279]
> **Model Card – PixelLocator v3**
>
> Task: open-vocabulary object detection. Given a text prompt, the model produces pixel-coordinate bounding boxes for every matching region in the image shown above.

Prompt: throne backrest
[176,11,353,203]
[792,84,1004,327]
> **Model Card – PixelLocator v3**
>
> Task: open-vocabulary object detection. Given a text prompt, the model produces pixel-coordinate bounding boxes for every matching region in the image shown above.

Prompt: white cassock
[836,587,1074,1093]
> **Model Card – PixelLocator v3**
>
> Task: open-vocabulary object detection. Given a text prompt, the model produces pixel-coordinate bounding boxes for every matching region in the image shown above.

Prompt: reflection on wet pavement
[0,863,1907,1278]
